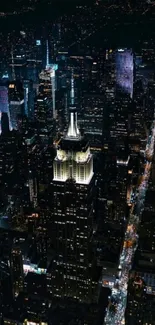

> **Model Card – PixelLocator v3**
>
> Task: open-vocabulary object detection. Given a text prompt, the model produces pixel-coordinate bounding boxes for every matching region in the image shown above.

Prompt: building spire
[66,106,80,139]
[46,39,49,68]
[67,71,80,138]
[70,69,74,105]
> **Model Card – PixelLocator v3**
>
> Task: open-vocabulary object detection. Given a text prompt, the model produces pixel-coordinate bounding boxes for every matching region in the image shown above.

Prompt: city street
[104,123,155,325]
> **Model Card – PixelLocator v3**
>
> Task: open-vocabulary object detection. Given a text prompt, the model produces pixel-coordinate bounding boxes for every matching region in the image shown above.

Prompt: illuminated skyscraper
[8,82,24,130]
[23,79,34,119]
[39,40,58,119]
[25,134,38,208]
[10,245,24,297]
[39,65,58,119]
[0,85,10,133]
[34,96,50,125]
[28,177,38,208]
[52,106,94,302]
[116,49,134,99]
[23,80,29,117]
[0,86,9,114]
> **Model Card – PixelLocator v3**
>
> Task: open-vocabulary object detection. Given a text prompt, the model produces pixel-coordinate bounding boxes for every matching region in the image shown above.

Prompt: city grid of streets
[104,122,155,325]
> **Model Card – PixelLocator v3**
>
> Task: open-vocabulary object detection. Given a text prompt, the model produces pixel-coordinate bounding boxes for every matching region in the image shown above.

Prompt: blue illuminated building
[116,49,134,98]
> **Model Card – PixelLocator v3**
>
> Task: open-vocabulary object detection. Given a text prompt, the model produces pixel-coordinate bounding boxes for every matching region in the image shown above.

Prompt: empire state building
[52,105,94,303]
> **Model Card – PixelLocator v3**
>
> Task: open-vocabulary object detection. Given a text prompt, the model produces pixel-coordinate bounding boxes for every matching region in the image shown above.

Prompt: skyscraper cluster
[0,1,155,325]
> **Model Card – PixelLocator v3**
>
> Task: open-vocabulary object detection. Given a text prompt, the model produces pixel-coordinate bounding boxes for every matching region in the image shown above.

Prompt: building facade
[51,105,95,302]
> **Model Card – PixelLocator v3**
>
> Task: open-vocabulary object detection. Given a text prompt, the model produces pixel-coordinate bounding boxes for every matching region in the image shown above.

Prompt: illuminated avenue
[104,122,155,325]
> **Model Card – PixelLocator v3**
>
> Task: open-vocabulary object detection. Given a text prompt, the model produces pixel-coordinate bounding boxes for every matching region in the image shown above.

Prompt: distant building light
[23,262,47,275]
[20,31,26,36]
[36,39,41,46]
[10,100,24,105]
[117,156,130,166]
[2,73,9,79]
[58,51,68,54]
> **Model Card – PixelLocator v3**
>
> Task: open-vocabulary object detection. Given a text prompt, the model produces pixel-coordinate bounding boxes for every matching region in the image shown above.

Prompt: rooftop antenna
[69,70,79,136]
[70,69,75,105]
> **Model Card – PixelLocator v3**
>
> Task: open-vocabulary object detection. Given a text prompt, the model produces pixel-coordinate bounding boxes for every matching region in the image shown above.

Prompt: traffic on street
[104,123,155,325]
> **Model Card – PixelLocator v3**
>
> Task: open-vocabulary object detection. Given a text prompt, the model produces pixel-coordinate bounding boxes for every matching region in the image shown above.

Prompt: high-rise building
[9,47,26,81]
[79,93,104,148]
[0,85,9,114]
[0,130,20,190]
[1,112,9,134]
[34,95,55,145]
[8,82,24,130]
[28,177,38,208]
[39,64,58,119]
[125,275,146,325]
[23,79,30,117]
[10,245,24,298]
[51,105,95,302]
[34,95,51,125]
[115,48,134,99]
[0,85,10,133]
[111,93,131,153]
[38,40,58,119]
[25,59,41,84]
[23,79,35,119]
[115,153,129,225]
[25,133,38,208]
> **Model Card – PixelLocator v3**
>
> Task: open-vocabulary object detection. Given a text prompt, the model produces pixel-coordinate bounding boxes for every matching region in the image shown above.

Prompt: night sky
[0,0,89,10]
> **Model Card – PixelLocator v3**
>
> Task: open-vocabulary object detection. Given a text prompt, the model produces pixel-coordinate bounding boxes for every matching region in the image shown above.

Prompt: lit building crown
[53,106,93,184]
[66,106,80,139]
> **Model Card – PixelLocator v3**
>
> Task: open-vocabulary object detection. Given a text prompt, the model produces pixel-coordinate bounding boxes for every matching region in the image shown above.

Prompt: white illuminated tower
[39,40,58,119]
[69,70,80,136]
[52,107,95,302]
[53,106,93,183]
[49,66,57,119]
[46,39,58,119]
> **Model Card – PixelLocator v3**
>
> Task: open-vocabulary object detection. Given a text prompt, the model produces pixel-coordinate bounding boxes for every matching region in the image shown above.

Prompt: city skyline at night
[0,1,155,325]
